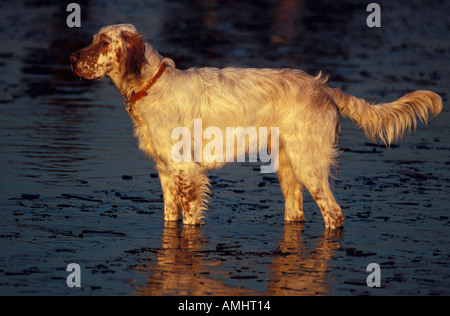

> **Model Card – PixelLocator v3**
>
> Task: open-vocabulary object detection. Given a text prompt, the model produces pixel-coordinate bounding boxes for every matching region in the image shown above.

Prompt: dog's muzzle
[69,52,83,78]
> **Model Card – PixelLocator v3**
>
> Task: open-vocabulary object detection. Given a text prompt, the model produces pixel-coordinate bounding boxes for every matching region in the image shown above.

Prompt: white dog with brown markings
[70,24,442,230]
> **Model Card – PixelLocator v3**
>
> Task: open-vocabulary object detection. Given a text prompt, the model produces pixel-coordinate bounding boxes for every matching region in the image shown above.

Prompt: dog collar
[125,63,167,106]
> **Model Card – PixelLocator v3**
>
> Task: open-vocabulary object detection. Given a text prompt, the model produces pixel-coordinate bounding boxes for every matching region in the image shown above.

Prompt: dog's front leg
[157,166,181,222]
[171,165,210,225]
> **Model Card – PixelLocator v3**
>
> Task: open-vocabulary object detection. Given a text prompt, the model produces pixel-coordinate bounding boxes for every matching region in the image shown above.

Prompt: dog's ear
[121,31,146,78]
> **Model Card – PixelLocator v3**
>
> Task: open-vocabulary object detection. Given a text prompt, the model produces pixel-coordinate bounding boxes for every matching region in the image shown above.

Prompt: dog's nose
[69,53,78,64]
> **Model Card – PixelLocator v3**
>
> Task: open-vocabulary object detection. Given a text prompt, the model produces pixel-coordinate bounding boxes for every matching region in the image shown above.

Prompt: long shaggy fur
[327,87,442,145]
[70,24,442,230]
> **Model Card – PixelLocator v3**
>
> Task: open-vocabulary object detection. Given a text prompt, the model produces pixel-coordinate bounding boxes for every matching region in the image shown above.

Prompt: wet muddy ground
[0,0,449,295]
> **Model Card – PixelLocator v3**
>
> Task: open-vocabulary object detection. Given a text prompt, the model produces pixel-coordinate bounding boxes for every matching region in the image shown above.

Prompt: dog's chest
[126,104,158,159]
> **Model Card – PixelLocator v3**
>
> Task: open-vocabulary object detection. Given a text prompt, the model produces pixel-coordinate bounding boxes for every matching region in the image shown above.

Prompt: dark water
[0,0,449,295]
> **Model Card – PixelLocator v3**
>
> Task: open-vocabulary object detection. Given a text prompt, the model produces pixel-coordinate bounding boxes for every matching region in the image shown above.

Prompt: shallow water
[0,0,449,295]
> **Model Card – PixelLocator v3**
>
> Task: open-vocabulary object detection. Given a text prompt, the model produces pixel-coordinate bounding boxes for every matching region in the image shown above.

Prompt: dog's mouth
[71,64,83,79]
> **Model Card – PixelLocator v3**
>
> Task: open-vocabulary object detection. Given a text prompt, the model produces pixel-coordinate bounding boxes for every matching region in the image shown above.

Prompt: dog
[70,24,442,229]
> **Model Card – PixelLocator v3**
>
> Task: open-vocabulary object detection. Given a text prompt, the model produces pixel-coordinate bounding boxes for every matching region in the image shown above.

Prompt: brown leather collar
[125,63,167,106]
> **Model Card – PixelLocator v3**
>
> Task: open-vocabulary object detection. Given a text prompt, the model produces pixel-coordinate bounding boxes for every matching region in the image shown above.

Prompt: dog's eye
[102,41,110,46]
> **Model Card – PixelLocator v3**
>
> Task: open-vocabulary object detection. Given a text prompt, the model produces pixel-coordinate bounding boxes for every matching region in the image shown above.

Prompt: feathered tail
[326,88,442,145]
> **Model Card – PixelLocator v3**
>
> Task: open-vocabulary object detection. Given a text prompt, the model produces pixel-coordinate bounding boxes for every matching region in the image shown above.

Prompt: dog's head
[69,24,147,80]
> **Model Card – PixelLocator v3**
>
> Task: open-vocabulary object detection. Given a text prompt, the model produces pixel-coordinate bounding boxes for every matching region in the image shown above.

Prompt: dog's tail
[326,87,442,146]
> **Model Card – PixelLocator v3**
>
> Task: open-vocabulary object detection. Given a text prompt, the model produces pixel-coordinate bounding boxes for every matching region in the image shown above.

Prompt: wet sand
[0,0,449,295]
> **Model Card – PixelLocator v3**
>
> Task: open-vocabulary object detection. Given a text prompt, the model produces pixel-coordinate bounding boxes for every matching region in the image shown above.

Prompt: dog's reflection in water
[133,222,341,296]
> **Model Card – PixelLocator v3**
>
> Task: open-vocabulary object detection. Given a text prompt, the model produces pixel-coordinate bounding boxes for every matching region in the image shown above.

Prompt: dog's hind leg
[289,154,344,229]
[283,127,343,229]
[302,171,343,230]
[277,147,305,222]
[288,152,343,229]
